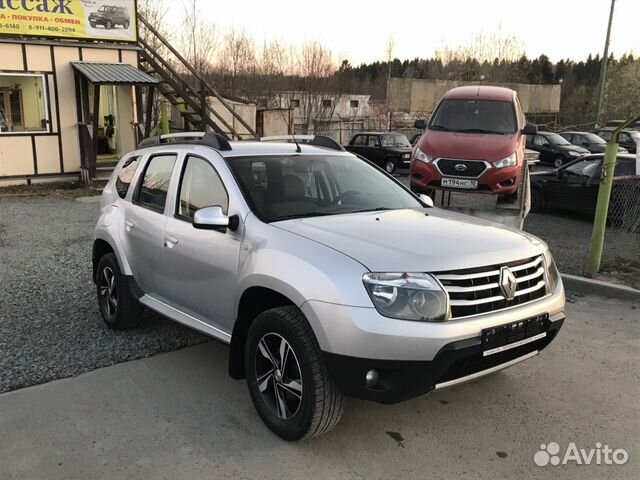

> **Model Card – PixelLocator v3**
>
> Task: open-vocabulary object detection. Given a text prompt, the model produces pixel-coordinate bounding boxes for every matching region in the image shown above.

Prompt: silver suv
[93,132,565,441]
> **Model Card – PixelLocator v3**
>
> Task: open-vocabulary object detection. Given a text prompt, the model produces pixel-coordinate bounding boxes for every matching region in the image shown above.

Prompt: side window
[176,156,228,220]
[352,135,365,146]
[367,135,379,147]
[599,130,612,141]
[619,133,631,143]
[533,135,546,147]
[136,154,177,213]
[115,155,140,199]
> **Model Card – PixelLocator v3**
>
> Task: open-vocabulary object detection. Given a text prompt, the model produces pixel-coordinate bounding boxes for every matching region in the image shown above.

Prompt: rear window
[115,156,140,199]
[429,99,517,135]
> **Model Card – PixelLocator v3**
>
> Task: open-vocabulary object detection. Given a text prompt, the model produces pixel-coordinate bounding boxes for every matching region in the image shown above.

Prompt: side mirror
[522,123,538,135]
[419,193,434,207]
[193,206,230,230]
[414,119,427,130]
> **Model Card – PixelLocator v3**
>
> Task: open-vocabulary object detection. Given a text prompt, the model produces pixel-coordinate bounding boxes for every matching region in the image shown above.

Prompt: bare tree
[181,0,218,77]
[218,29,257,96]
[436,29,525,64]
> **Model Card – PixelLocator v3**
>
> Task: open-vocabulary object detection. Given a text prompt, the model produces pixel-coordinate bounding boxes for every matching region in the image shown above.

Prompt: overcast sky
[168,0,638,64]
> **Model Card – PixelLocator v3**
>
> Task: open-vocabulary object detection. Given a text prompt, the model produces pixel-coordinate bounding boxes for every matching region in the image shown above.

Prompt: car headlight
[543,250,560,293]
[362,272,450,321]
[568,150,581,156]
[494,153,517,168]
[414,147,433,164]
[402,153,411,159]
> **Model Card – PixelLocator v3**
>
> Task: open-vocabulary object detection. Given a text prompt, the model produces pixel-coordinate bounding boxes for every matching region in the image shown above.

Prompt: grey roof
[71,62,158,85]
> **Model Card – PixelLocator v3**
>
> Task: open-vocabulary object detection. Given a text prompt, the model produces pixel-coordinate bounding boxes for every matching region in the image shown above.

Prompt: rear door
[364,135,383,165]
[160,154,242,333]
[545,158,602,213]
[121,153,177,295]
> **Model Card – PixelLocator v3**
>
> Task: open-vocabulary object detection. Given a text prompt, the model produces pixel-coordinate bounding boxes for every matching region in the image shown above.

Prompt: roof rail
[138,132,232,151]
[260,135,345,151]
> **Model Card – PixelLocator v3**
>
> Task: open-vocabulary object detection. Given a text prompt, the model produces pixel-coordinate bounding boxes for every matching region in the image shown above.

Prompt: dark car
[525,131,590,168]
[559,131,628,154]
[345,132,412,174]
[530,153,638,215]
[594,128,639,154]
[88,5,130,29]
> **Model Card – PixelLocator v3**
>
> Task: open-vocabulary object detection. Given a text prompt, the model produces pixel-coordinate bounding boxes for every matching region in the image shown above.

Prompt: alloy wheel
[385,161,395,174]
[255,333,303,420]
[554,158,564,168]
[99,267,118,317]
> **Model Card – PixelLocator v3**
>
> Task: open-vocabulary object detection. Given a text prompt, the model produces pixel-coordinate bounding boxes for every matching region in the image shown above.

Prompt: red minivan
[410,86,537,197]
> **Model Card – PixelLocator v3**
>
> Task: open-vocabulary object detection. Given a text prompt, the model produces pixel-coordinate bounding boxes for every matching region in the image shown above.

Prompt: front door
[161,154,241,333]
[121,153,177,295]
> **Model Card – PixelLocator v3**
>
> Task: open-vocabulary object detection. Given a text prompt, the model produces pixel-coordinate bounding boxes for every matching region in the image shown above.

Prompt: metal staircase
[137,14,257,140]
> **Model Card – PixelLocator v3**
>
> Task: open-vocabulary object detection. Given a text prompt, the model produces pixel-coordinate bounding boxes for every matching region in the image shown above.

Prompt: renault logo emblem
[454,163,468,172]
[499,267,518,300]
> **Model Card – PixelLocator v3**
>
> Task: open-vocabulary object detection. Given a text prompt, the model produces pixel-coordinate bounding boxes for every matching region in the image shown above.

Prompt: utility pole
[595,0,615,128]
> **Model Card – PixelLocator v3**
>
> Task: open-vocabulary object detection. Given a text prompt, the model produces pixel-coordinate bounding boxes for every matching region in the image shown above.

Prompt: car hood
[419,130,518,161]
[385,146,413,154]
[274,209,546,272]
[557,145,590,154]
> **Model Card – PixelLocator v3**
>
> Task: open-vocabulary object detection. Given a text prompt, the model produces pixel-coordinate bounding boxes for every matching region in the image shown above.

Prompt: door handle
[164,236,179,248]
[125,220,135,231]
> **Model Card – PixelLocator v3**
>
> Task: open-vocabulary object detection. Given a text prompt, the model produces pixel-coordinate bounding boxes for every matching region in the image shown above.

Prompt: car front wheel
[553,156,565,168]
[105,20,113,29]
[384,159,396,174]
[245,305,344,441]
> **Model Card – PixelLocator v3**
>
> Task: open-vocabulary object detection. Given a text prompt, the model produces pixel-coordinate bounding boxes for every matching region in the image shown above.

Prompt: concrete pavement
[0,295,638,480]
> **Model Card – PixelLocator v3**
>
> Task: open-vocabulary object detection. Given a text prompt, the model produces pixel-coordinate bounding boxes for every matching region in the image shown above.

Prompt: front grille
[437,334,551,384]
[437,158,488,178]
[434,256,548,319]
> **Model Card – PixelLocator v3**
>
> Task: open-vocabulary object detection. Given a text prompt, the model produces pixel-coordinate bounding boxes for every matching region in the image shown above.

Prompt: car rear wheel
[553,156,565,168]
[96,253,142,330]
[384,159,396,174]
[245,305,344,441]
[123,20,130,29]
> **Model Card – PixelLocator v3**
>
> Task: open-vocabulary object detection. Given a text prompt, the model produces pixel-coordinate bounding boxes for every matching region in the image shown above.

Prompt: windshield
[428,99,516,134]
[581,133,606,144]
[228,154,423,222]
[564,158,601,177]
[543,133,572,145]
[381,134,411,147]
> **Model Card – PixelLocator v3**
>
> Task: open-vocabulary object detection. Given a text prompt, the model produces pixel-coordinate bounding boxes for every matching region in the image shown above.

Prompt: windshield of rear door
[227,154,423,222]
[428,99,517,134]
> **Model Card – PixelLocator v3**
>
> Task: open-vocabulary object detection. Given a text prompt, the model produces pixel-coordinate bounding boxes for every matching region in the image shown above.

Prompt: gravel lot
[0,182,637,394]
[0,194,207,394]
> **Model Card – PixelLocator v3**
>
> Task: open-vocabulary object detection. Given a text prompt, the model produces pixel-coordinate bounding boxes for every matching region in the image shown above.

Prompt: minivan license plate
[441,178,478,189]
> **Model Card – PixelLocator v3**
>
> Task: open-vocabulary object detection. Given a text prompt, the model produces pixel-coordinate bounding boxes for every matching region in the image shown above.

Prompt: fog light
[365,369,379,387]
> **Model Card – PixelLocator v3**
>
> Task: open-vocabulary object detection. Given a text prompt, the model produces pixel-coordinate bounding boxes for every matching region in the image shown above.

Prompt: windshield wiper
[273,212,334,221]
[351,207,396,214]
[428,124,452,132]
[457,128,507,135]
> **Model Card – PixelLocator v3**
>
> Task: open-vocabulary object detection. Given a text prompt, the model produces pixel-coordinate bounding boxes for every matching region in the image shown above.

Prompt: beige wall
[208,97,257,139]
[388,78,562,115]
[0,41,138,180]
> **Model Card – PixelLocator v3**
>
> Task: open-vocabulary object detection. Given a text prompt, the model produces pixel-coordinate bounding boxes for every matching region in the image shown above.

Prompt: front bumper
[323,318,563,404]
[410,160,521,195]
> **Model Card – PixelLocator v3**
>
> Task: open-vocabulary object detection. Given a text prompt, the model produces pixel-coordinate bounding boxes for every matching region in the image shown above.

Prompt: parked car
[345,132,413,174]
[410,86,537,197]
[93,132,565,441]
[559,131,627,154]
[594,128,639,154]
[88,5,130,29]
[525,131,590,168]
[530,153,638,215]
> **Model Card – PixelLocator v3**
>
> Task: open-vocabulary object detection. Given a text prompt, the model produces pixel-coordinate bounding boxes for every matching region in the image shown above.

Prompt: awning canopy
[71,62,158,86]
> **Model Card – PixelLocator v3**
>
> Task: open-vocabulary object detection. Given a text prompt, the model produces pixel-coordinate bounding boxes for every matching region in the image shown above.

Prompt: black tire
[105,20,113,29]
[384,159,396,174]
[245,305,344,441]
[553,156,565,168]
[96,253,142,330]
[531,187,544,212]
[123,20,130,29]
[89,22,96,28]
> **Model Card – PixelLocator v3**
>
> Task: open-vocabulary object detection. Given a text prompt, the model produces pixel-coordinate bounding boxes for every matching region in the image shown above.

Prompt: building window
[350,100,359,108]
[322,99,332,107]
[0,73,49,134]
[290,99,300,108]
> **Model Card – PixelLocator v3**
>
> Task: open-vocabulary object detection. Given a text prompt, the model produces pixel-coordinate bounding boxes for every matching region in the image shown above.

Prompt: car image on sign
[441,178,478,189]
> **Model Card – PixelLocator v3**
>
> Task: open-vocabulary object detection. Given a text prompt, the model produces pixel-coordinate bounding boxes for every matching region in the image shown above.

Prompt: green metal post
[160,100,170,135]
[586,115,640,276]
